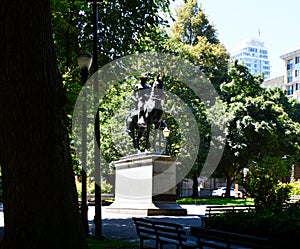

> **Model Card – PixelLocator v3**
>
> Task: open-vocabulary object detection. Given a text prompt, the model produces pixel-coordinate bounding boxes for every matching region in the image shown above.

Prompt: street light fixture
[77,52,93,71]
[77,52,93,70]
[77,51,93,237]
[163,127,170,155]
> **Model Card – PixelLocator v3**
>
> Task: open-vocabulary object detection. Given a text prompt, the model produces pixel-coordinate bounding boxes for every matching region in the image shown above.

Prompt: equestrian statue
[126,73,167,152]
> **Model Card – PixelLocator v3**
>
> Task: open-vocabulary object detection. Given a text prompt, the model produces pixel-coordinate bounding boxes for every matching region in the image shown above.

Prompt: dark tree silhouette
[0,0,88,248]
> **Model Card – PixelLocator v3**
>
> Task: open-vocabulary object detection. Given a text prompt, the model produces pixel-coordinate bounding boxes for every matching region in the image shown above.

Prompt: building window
[248,47,257,52]
[295,56,300,64]
[287,85,293,95]
[288,71,293,83]
[296,83,300,91]
[296,70,299,78]
[287,59,293,70]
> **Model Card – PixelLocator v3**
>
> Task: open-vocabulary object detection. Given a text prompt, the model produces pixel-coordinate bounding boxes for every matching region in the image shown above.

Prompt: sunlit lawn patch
[176,197,254,205]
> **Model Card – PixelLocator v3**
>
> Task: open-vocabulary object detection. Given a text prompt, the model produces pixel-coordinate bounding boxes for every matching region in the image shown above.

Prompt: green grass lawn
[176,197,254,205]
[88,238,139,249]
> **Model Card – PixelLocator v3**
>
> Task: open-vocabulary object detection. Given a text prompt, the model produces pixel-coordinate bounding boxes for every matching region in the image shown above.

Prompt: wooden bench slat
[133,217,197,249]
[200,205,256,226]
[133,218,157,248]
[205,205,255,217]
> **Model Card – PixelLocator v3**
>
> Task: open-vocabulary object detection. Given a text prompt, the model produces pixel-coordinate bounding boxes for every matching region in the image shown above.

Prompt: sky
[170,0,300,78]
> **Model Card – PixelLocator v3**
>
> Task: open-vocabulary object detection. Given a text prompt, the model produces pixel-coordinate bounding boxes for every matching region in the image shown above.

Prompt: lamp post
[90,0,102,239]
[81,0,102,238]
[163,127,170,155]
[77,51,93,237]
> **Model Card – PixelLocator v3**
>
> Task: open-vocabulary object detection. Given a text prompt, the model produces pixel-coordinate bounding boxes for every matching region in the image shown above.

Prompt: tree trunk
[192,173,199,197]
[0,0,88,248]
[225,175,233,198]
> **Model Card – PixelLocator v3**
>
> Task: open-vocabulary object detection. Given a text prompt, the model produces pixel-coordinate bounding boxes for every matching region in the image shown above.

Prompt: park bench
[205,205,255,217]
[133,217,197,249]
[190,226,270,249]
[200,205,255,226]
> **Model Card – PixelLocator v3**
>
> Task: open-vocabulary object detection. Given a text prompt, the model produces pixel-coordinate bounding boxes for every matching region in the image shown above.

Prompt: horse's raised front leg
[152,128,158,152]
[144,126,151,152]
[133,134,140,153]
[136,128,145,153]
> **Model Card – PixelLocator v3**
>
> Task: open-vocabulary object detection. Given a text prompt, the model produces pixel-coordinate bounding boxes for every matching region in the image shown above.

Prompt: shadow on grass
[88,238,139,249]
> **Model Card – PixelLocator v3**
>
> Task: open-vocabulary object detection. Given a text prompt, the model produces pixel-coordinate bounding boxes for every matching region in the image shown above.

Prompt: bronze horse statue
[126,75,167,152]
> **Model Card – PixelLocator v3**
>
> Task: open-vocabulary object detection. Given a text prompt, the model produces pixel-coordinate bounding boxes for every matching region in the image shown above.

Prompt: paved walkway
[0,204,206,247]
[89,205,206,247]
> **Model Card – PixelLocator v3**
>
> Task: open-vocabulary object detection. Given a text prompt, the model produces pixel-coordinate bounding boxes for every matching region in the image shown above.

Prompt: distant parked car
[211,187,243,198]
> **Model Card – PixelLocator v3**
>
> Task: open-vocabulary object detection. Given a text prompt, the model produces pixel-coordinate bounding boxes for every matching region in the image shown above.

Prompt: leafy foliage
[76,178,112,196]
[287,179,300,195]
[188,36,229,90]
[50,0,172,175]
[172,0,218,45]
[204,205,300,248]
[211,61,300,197]
[170,0,229,90]
[167,0,229,196]
[243,158,292,211]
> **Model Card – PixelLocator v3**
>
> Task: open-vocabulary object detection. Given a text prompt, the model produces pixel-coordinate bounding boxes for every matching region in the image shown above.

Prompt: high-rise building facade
[231,38,271,79]
[280,48,300,101]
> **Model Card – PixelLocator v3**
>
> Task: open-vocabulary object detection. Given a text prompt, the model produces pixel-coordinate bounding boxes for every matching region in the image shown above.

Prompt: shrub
[204,205,300,248]
[76,178,112,197]
[287,179,300,195]
[243,167,292,211]
[100,179,113,194]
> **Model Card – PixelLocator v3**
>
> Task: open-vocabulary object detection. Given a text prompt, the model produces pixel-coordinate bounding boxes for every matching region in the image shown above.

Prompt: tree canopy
[211,61,300,196]
[50,0,172,176]
[172,0,218,45]
[166,0,229,196]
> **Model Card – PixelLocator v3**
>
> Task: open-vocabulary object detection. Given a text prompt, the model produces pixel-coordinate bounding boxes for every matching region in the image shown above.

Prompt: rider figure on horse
[126,73,167,152]
[131,73,152,128]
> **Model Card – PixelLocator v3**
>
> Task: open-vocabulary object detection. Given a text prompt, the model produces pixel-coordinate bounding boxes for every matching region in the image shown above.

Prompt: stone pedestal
[106,153,187,215]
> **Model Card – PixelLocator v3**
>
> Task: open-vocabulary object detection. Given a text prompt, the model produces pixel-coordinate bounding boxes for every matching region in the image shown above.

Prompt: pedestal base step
[106,203,187,216]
